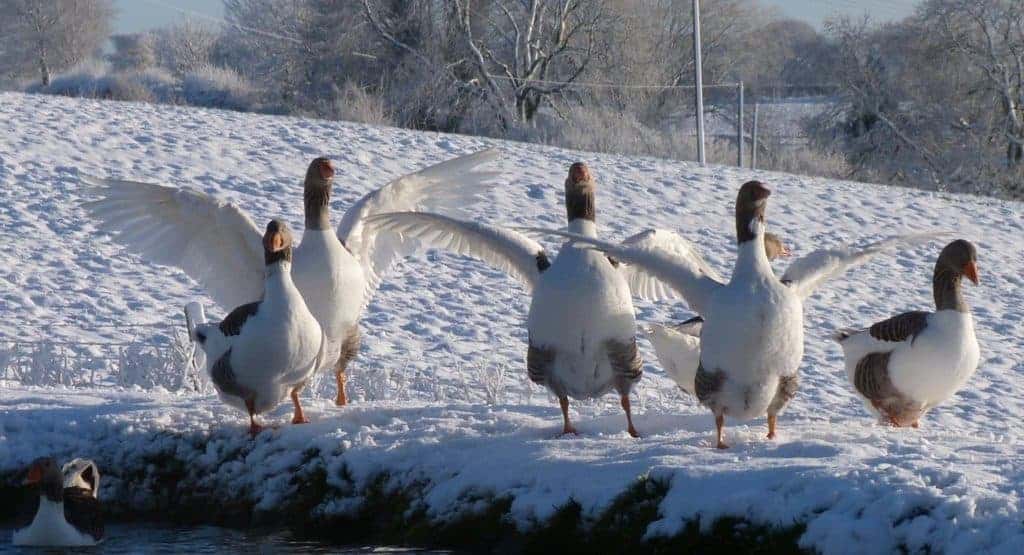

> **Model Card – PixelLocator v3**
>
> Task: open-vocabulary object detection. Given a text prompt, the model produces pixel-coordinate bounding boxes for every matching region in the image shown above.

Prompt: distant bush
[327,81,395,128]
[181,64,257,111]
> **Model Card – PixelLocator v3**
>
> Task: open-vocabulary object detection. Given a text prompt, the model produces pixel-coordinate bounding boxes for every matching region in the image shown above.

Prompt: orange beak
[780,246,792,258]
[24,465,41,485]
[319,160,335,180]
[963,261,979,285]
[269,231,286,252]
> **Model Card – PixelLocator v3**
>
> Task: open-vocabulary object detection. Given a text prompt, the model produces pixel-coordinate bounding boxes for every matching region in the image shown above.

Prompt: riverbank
[3,386,1021,554]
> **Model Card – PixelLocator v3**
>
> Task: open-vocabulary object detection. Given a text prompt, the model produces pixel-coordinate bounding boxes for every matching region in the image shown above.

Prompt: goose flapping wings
[82,150,500,311]
[520,228,949,312]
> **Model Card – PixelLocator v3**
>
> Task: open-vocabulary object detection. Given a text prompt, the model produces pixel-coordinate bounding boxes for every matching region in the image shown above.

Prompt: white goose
[646,233,790,396]
[834,239,980,427]
[526,181,944,448]
[368,163,673,437]
[187,220,325,434]
[13,457,103,547]
[84,151,499,406]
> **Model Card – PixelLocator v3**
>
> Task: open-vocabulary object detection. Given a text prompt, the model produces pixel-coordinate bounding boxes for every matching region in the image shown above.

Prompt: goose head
[932,239,978,312]
[62,458,100,498]
[935,239,979,286]
[564,162,596,224]
[735,180,771,245]
[24,457,63,502]
[304,157,335,230]
[304,157,335,190]
[263,219,294,266]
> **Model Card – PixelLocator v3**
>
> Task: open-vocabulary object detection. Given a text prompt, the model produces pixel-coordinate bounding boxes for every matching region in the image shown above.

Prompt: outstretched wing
[366,212,549,291]
[781,232,949,300]
[82,176,265,310]
[619,229,725,301]
[521,228,724,315]
[336,150,501,307]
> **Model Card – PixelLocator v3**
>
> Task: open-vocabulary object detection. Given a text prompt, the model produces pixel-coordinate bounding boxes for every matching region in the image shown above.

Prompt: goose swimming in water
[13,457,103,547]
[84,151,499,406]
[525,180,945,448]
[834,239,980,427]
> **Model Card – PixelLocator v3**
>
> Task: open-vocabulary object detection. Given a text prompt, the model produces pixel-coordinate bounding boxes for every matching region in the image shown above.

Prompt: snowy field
[1,92,1023,553]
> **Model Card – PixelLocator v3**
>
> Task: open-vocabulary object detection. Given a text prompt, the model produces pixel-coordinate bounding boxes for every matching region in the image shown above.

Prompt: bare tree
[152,19,221,76]
[925,0,1024,168]
[450,0,609,126]
[0,0,113,85]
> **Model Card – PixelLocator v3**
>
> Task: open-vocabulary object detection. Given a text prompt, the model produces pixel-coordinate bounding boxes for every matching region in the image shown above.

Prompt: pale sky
[114,0,919,34]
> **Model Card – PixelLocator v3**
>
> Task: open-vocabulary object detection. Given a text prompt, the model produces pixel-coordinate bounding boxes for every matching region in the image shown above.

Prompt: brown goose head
[263,219,295,266]
[735,180,771,245]
[933,239,978,311]
[304,157,335,230]
[564,162,596,223]
[25,457,63,502]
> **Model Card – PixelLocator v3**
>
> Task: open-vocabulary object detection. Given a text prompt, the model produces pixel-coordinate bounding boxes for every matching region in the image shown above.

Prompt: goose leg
[620,394,640,438]
[766,374,797,440]
[559,396,578,435]
[290,387,310,425]
[715,414,728,449]
[245,399,262,436]
[605,338,643,438]
[334,328,361,407]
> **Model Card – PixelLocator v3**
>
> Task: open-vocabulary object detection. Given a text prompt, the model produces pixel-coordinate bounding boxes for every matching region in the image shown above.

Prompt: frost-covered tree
[152,19,220,76]
[109,33,156,72]
[0,0,113,85]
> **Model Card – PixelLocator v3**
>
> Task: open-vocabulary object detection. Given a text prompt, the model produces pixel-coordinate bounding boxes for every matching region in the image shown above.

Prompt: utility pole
[692,0,706,166]
[751,102,759,170]
[737,81,744,167]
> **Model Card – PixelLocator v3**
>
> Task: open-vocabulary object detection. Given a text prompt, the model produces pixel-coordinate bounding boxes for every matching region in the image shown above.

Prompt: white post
[692,0,706,166]
[737,81,744,167]
[752,102,759,170]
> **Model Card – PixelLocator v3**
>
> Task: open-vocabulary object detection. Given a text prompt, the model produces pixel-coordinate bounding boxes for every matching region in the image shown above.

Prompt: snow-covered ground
[1,92,1023,554]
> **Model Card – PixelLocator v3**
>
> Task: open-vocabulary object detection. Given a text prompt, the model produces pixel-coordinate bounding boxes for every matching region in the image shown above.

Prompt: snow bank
[1,92,1023,553]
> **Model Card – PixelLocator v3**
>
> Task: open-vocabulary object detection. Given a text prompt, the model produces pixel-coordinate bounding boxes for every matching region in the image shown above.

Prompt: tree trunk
[38,44,50,86]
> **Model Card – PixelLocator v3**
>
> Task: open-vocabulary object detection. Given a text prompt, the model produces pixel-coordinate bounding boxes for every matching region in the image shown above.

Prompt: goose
[61,458,100,498]
[13,457,103,546]
[646,233,790,396]
[524,180,944,448]
[84,150,499,406]
[368,162,671,437]
[187,219,326,435]
[833,239,980,427]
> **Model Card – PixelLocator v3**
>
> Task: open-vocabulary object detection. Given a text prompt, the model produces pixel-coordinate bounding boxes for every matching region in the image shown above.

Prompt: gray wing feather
[868,311,930,343]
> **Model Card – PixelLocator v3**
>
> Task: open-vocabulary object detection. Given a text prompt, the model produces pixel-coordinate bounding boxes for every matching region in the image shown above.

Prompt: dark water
[0,523,440,554]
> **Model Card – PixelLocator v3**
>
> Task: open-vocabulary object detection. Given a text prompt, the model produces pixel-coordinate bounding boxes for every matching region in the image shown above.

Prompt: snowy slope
[1,92,1023,554]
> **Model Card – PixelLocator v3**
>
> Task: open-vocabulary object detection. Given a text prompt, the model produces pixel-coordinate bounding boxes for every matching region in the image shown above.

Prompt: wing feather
[619,229,725,301]
[365,212,547,290]
[781,232,949,299]
[81,176,265,310]
[336,150,501,307]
